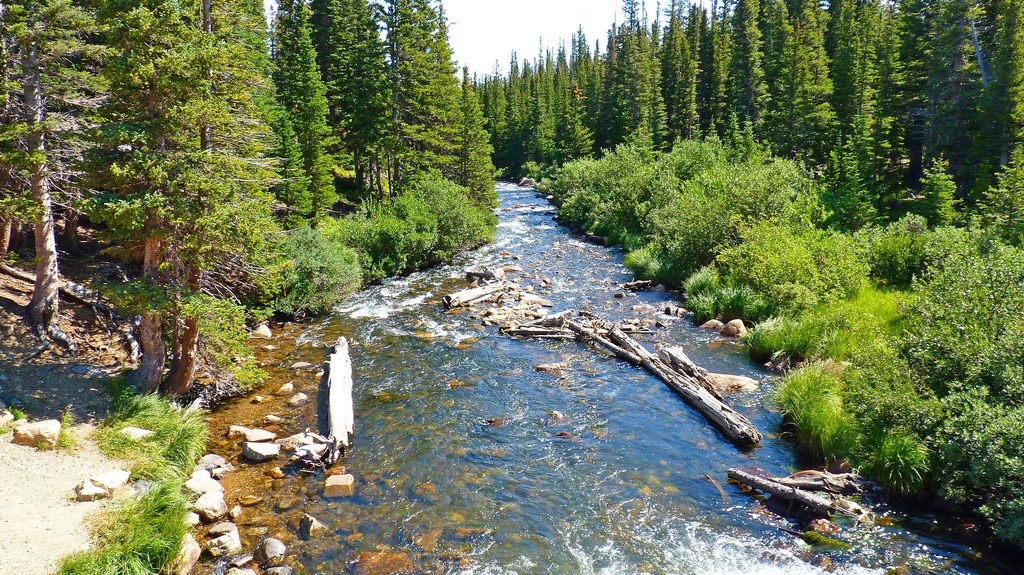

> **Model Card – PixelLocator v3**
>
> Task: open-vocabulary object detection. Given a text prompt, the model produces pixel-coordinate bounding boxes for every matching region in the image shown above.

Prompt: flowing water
[206,183,1017,575]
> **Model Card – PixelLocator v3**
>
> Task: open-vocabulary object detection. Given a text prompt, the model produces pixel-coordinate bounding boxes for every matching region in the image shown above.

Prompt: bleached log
[622,280,653,291]
[727,468,870,519]
[326,337,354,448]
[443,281,512,309]
[775,470,867,495]
[657,347,722,400]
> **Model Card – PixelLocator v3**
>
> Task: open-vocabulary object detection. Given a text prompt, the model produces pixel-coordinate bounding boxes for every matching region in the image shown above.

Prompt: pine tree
[457,67,496,206]
[89,0,278,392]
[779,0,834,161]
[731,0,769,129]
[274,0,337,221]
[309,0,389,195]
[1,0,103,350]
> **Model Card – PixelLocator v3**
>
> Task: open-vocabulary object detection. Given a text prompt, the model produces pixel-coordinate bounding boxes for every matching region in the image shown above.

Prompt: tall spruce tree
[273,0,337,222]
[457,67,496,205]
[731,0,768,129]
[89,0,278,393]
[309,0,389,195]
[1,0,103,350]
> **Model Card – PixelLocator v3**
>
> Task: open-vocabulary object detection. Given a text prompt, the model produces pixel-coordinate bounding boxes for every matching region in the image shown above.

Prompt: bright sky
[443,0,664,76]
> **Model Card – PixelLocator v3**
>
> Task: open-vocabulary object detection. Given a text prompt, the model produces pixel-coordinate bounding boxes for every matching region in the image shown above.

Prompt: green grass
[869,433,929,496]
[57,479,191,575]
[772,364,858,463]
[93,380,208,479]
[55,409,78,453]
[745,285,907,364]
[57,379,208,575]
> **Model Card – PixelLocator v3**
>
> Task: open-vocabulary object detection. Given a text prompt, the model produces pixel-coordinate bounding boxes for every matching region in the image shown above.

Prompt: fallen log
[656,346,721,400]
[310,337,355,468]
[727,468,870,520]
[443,281,512,309]
[775,470,867,495]
[622,280,653,291]
[569,315,760,446]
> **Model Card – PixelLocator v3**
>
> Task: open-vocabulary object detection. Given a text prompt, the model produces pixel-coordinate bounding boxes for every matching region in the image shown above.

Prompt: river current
[208,183,1016,575]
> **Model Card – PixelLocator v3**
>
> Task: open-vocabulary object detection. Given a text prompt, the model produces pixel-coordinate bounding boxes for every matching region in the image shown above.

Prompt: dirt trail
[0,429,123,575]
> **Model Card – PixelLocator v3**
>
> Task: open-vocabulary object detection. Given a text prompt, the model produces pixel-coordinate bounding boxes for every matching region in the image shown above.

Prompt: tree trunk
[0,217,10,261]
[7,219,21,253]
[130,235,166,392]
[163,266,200,396]
[22,37,73,351]
[61,209,81,255]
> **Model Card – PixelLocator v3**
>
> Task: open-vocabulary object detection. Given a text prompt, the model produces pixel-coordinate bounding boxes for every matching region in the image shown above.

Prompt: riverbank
[544,141,1024,553]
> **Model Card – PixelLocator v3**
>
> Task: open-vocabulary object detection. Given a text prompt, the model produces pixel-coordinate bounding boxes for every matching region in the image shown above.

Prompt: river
[205,183,1016,575]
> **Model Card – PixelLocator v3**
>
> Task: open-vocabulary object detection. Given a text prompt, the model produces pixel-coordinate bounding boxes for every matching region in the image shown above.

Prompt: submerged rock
[705,373,759,393]
[255,537,286,566]
[206,523,242,557]
[244,428,278,443]
[299,513,330,539]
[354,551,416,575]
[324,473,355,497]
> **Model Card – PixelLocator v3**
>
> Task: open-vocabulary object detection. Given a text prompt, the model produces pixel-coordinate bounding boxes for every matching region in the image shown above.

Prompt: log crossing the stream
[444,272,762,447]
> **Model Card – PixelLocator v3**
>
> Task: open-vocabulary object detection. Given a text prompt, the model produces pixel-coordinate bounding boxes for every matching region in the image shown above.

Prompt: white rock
[195,491,228,523]
[0,410,13,427]
[229,505,243,520]
[286,393,308,407]
[90,469,131,493]
[207,526,242,557]
[251,324,272,339]
[74,480,109,502]
[244,428,277,443]
[119,426,153,440]
[184,470,223,496]
[173,533,202,575]
[324,474,355,497]
[196,453,227,471]
[256,537,287,566]
[242,442,280,462]
[263,414,283,425]
[274,382,294,396]
[12,419,61,448]
[227,425,250,439]
[226,569,257,575]
[211,464,235,480]
[185,512,202,527]
[290,361,313,370]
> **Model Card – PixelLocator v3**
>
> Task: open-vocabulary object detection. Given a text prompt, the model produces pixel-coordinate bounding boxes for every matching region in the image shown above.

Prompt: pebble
[324,474,355,498]
[286,393,308,407]
[274,382,294,396]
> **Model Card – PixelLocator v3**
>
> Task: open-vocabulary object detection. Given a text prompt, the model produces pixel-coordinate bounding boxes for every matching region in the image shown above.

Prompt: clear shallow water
[209,183,1019,575]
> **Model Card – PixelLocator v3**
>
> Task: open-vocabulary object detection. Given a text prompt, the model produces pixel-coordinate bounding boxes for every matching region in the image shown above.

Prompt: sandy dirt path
[0,428,122,575]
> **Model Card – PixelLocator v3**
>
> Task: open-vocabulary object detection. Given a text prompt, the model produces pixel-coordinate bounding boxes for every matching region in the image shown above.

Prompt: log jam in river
[201,183,1017,575]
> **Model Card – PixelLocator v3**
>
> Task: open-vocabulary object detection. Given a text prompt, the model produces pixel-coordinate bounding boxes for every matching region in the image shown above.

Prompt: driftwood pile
[728,468,872,522]
[443,268,762,447]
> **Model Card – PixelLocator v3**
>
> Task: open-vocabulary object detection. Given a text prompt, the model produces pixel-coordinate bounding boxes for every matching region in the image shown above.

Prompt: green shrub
[718,221,868,311]
[857,215,930,286]
[903,245,1024,402]
[324,174,495,284]
[275,226,361,317]
[623,245,665,281]
[773,364,858,462]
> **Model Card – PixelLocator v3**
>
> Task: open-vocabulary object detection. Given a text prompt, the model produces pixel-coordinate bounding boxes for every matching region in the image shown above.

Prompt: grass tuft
[869,433,929,496]
[773,364,858,462]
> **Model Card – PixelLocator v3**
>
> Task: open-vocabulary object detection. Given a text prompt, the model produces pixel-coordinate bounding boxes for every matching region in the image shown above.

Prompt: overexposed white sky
[443,0,664,75]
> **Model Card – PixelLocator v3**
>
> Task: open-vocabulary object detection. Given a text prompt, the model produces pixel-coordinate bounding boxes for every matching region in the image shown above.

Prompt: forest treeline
[514,0,1024,550]
[479,0,1023,213]
[0,0,495,394]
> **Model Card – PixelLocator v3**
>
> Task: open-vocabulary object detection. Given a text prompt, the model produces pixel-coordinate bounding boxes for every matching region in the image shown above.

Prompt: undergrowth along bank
[545,139,1024,548]
[58,380,208,575]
